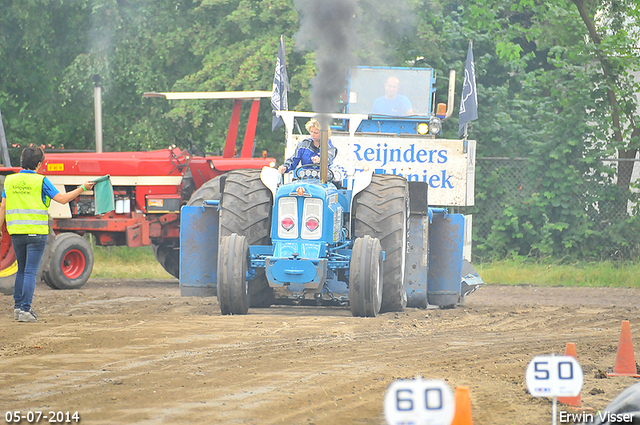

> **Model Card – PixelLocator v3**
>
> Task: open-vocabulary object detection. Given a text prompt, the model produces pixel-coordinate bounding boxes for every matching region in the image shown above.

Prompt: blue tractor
[180,159,478,317]
[215,163,410,317]
[179,66,482,315]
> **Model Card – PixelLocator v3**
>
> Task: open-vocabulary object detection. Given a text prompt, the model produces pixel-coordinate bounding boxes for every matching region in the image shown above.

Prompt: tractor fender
[260,166,281,199]
[349,170,373,213]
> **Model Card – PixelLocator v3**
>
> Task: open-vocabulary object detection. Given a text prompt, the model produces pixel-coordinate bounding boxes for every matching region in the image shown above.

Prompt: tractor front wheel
[43,233,94,290]
[349,236,383,317]
[218,234,250,315]
[352,174,409,313]
[219,169,274,308]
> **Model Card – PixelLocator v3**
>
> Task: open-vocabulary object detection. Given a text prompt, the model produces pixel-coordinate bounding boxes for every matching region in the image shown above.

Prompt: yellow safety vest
[4,172,51,235]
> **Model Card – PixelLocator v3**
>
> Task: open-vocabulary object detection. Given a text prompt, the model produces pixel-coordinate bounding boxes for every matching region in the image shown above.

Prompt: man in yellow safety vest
[0,145,95,322]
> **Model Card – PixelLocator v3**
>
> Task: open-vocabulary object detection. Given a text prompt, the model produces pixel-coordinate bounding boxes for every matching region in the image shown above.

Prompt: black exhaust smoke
[294,0,357,128]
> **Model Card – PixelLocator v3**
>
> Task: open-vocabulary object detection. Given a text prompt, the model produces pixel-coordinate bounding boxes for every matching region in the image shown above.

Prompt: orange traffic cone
[450,385,473,425]
[607,320,640,377]
[558,343,582,407]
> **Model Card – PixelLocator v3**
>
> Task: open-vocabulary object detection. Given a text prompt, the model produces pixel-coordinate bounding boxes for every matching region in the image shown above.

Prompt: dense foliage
[0,0,638,260]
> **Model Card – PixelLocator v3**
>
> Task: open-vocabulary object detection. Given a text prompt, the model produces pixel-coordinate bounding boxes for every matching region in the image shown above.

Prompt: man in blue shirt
[371,76,414,116]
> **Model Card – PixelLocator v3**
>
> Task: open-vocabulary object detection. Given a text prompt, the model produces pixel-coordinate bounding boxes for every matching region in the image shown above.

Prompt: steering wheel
[294,164,334,182]
[188,137,207,158]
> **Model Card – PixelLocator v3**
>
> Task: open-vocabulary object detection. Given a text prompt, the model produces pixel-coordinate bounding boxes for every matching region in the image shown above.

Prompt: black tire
[349,236,383,317]
[219,169,274,308]
[188,175,223,207]
[217,234,250,315]
[353,174,408,313]
[42,233,94,290]
[41,232,75,289]
[38,220,57,289]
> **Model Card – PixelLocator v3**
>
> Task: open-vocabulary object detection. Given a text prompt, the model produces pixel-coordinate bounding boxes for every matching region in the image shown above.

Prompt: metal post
[93,75,103,153]
[443,70,456,122]
[240,98,261,158]
[224,99,243,158]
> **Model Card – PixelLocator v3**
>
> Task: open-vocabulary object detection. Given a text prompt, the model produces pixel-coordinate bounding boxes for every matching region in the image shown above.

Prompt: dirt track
[1,280,640,424]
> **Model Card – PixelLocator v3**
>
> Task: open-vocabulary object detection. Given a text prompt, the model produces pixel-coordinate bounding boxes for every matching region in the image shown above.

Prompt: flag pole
[458,38,477,148]
[271,34,289,132]
[463,123,468,153]
[463,38,471,143]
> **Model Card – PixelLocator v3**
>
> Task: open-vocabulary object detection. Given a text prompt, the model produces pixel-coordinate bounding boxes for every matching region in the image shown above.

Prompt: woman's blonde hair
[305,118,331,137]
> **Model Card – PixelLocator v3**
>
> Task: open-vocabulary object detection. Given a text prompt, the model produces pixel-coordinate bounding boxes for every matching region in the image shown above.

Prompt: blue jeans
[12,234,48,312]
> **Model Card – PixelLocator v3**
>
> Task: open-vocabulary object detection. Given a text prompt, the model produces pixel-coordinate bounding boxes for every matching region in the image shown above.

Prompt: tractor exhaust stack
[320,127,329,183]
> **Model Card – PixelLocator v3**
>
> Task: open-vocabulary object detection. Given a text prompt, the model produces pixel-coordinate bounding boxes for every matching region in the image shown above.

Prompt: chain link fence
[463,157,640,262]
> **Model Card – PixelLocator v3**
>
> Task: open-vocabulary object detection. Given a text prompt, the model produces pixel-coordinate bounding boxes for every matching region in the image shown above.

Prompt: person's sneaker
[18,310,37,322]
[14,308,21,320]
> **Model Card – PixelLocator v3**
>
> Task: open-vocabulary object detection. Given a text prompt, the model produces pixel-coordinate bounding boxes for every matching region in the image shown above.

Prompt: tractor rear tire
[187,175,223,207]
[218,234,250,315]
[353,174,408,313]
[219,169,274,308]
[349,236,383,317]
[42,233,94,290]
[152,175,224,280]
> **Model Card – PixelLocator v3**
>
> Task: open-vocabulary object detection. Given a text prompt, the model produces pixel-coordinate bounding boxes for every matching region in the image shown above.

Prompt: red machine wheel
[43,233,94,290]
[61,248,85,279]
[0,222,17,295]
[0,176,15,295]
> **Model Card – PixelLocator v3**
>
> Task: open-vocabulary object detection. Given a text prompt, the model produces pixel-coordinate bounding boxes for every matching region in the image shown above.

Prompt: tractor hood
[271,180,344,257]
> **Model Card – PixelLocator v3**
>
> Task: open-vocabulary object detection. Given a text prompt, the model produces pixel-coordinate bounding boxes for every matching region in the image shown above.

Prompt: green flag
[92,175,114,215]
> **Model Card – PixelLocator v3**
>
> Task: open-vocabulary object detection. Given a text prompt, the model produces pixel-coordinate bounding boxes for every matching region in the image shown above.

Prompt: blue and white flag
[459,40,478,137]
[271,35,289,131]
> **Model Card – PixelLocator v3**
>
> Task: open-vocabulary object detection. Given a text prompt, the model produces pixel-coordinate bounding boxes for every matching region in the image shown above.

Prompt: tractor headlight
[417,122,429,135]
[278,197,298,239]
[301,198,323,240]
[429,117,442,135]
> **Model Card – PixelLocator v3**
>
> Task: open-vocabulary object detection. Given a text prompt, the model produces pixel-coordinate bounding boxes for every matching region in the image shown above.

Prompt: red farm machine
[0,91,276,295]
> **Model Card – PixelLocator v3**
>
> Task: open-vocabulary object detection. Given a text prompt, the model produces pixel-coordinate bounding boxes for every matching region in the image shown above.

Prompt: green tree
[0,0,93,160]
[572,0,640,193]
[59,0,203,152]
[423,0,620,259]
